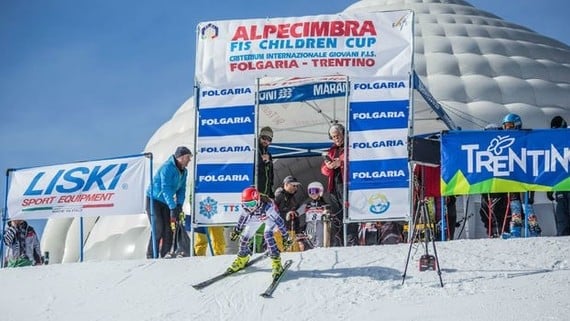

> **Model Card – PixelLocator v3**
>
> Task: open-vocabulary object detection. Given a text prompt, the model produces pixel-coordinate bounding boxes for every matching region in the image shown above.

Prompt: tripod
[402,198,444,287]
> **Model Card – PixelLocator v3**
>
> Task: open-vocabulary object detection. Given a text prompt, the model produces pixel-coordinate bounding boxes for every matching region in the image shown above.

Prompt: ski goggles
[308,187,321,195]
[503,122,515,129]
[260,135,272,142]
[242,200,258,211]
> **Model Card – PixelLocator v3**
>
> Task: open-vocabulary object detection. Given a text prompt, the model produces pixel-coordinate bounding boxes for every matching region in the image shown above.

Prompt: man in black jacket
[547,116,570,236]
[257,126,275,198]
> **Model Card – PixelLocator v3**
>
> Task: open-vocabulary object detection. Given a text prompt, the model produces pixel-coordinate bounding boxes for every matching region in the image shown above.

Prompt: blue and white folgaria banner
[347,76,411,221]
[7,156,148,220]
[441,129,570,196]
[194,85,256,224]
[194,11,414,224]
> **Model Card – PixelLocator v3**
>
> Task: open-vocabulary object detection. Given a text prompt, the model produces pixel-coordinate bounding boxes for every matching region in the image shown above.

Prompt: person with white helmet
[501,113,541,237]
[299,181,330,249]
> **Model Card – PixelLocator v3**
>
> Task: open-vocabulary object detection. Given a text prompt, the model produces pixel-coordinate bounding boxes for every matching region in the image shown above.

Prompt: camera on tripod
[402,134,444,287]
[419,254,437,271]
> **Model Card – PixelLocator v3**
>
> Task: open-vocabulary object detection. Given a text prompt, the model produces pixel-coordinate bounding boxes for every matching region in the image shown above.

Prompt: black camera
[419,254,436,271]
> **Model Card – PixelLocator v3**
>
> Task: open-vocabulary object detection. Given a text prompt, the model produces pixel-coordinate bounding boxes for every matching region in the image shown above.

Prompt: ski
[192,253,268,290]
[260,259,293,298]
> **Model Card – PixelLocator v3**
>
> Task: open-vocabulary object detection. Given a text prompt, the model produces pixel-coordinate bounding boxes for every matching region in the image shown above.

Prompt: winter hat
[259,126,274,139]
[551,116,567,128]
[283,175,301,185]
[174,146,192,158]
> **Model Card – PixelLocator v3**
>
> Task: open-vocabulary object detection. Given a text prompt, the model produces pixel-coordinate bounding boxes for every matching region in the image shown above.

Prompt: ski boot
[227,255,250,273]
[527,215,542,237]
[271,256,283,280]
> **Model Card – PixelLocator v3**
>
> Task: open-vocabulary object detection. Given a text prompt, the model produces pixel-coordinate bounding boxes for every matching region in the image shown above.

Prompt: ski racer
[227,186,293,279]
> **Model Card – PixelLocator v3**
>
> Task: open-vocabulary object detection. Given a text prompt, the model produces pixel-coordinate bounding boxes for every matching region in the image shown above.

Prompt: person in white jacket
[3,219,43,267]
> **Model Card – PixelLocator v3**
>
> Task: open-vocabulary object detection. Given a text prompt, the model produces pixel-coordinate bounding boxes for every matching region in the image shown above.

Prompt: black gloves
[547,192,555,201]
[170,205,182,219]
[169,205,183,231]
[230,229,241,241]
[282,233,293,249]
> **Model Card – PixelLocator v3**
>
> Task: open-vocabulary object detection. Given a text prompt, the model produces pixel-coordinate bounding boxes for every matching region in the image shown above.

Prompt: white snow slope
[1,237,569,321]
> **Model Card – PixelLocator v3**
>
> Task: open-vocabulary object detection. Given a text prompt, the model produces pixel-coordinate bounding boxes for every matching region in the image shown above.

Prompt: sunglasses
[242,200,258,209]
[308,187,321,195]
[260,135,272,142]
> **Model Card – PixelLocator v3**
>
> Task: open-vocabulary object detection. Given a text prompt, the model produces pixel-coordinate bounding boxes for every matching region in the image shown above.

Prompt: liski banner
[7,156,148,220]
[193,11,414,224]
[441,129,570,196]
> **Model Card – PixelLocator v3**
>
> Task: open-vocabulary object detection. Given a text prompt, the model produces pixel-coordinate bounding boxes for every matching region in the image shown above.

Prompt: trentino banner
[441,129,570,196]
[7,156,148,219]
[193,11,414,224]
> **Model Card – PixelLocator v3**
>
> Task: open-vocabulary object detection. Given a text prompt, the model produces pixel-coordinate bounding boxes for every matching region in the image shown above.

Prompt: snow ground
[1,237,569,321]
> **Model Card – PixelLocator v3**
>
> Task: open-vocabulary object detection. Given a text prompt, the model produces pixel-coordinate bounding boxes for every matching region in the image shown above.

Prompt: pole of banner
[440,196,446,241]
[79,217,84,262]
[190,82,200,258]
[206,229,214,256]
[342,76,350,247]
[524,192,529,238]
[253,77,260,254]
[1,169,14,268]
[457,195,471,239]
[189,220,194,257]
[407,67,417,244]
[145,152,157,258]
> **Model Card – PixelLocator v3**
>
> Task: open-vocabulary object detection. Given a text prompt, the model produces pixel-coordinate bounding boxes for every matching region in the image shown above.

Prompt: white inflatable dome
[42,0,570,263]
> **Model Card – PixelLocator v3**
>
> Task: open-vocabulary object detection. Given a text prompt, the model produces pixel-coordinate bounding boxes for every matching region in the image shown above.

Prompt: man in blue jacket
[146,146,192,258]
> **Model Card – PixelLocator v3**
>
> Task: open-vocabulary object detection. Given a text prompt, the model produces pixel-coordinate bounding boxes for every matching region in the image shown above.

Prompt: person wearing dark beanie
[145,146,192,258]
[257,126,275,197]
[551,115,568,129]
[548,116,570,236]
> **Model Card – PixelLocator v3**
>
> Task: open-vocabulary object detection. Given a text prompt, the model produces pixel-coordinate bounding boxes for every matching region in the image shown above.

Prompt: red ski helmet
[241,186,260,212]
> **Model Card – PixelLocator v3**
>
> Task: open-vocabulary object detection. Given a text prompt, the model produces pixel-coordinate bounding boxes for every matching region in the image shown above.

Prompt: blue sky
[1,0,568,229]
